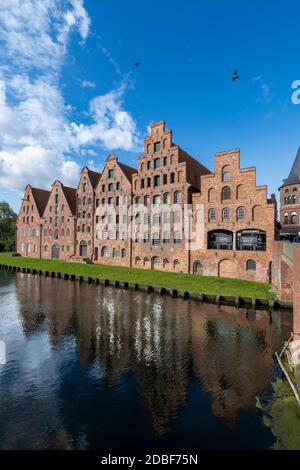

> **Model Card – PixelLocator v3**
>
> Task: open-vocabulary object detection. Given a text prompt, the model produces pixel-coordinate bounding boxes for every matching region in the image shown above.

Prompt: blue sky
[0,0,299,211]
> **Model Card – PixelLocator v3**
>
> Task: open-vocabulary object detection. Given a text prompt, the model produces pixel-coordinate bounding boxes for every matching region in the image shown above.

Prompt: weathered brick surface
[16,121,279,285]
[131,121,210,273]
[16,185,50,258]
[94,154,134,267]
[41,181,76,260]
[191,150,276,282]
[75,167,100,261]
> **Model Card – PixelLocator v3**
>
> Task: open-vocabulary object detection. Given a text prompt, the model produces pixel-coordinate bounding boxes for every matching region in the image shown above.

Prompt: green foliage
[0,202,17,252]
[257,378,300,450]
[0,252,272,299]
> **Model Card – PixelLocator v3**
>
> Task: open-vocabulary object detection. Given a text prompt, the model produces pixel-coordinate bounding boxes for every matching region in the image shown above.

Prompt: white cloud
[71,83,139,151]
[0,0,139,196]
[80,80,96,89]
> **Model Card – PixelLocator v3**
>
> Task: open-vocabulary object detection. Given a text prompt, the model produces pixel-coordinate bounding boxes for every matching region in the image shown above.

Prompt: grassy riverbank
[0,252,273,299]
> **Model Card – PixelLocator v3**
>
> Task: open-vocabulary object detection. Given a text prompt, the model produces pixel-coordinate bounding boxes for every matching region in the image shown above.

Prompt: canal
[0,270,292,450]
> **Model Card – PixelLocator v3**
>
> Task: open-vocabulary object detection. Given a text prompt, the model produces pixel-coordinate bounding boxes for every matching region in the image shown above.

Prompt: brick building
[131,121,210,272]
[191,149,276,282]
[94,154,136,267]
[41,180,77,260]
[75,167,101,261]
[279,147,300,239]
[17,185,50,258]
[16,120,278,283]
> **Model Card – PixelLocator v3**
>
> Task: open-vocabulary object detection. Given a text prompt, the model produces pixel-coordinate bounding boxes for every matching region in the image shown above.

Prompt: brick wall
[191,150,276,282]
[293,245,300,339]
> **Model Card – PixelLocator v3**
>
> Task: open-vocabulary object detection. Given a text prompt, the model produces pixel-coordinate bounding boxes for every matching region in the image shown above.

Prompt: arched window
[112,249,119,258]
[208,188,214,202]
[174,210,181,223]
[135,256,141,265]
[153,256,161,265]
[194,261,203,274]
[121,249,126,258]
[163,258,170,268]
[153,214,160,225]
[222,208,230,220]
[144,195,150,207]
[83,183,87,192]
[291,213,298,225]
[208,208,216,221]
[135,196,141,206]
[170,172,175,184]
[284,213,289,225]
[223,172,231,182]
[152,233,160,245]
[222,186,231,201]
[163,211,170,223]
[174,191,181,203]
[173,259,180,270]
[153,195,161,205]
[108,183,113,191]
[174,231,182,244]
[237,207,246,220]
[163,231,170,243]
[246,260,256,271]
[101,246,109,257]
[164,193,170,204]
[44,245,48,252]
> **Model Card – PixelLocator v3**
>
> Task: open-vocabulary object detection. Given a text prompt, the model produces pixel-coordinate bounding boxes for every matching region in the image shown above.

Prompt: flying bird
[232,70,239,82]
[134,62,141,67]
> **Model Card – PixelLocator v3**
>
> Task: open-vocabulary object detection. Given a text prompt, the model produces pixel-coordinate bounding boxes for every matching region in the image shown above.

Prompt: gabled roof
[31,187,51,217]
[88,169,101,188]
[118,162,137,182]
[61,186,77,215]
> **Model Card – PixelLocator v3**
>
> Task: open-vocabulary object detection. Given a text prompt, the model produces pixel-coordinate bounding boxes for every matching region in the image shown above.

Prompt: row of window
[134,172,177,190]
[44,244,71,252]
[48,204,65,213]
[78,197,92,206]
[22,205,34,213]
[95,230,182,243]
[208,206,246,222]
[20,228,39,237]
[284,187,299,193]
[22,216,35,224]
[283,195,300,205]
[283,213,299,225]
[208,230,266,251]
[44,228,71,237]
[99,182,122,193]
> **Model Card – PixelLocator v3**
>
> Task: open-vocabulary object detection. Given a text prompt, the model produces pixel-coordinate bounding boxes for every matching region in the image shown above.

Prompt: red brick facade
[17,185,50,258]
[94,154,135,267]
[17,120,278,284]
[131,121,210,272]
[191,149,276,282]
[75,167,100,261]
[41,180,77,261]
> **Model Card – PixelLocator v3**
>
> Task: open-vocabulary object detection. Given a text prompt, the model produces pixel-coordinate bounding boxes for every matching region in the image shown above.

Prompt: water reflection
[0,271,292,449]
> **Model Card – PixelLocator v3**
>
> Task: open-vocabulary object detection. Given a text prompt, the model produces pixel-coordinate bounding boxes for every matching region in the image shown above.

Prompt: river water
[0,270,292,450]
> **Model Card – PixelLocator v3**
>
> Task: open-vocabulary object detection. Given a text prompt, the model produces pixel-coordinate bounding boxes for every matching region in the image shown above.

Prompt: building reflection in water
[15,273,291,436]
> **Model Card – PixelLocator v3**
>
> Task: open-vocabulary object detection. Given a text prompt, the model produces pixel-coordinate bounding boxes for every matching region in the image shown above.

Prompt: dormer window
[154,142,161,153]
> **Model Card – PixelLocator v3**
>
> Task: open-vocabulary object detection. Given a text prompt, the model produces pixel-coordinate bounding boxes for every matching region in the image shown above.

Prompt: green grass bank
[0,252,273,300]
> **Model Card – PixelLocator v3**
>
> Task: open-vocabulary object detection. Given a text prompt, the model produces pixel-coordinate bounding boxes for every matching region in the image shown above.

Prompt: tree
[0,201,17,252]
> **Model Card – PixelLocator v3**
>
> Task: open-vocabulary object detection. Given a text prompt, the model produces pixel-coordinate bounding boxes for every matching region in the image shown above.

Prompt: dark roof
[31,187,51,217]
[282,147,300,186]
[118,162,137,181]
[87,169,101,188]
[61,186,77,215]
